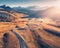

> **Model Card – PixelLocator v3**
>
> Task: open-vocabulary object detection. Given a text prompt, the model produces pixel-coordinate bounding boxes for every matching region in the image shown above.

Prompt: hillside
[0,6,60,48]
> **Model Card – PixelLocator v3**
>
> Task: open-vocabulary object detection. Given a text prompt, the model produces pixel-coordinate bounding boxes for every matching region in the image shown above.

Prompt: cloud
[0,0,59,7]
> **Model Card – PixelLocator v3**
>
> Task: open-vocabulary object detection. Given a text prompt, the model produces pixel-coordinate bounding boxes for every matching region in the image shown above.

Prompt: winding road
[12,29,27,48]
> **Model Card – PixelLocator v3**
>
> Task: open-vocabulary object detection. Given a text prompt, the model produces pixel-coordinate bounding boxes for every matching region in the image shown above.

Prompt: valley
[0,6,60,48]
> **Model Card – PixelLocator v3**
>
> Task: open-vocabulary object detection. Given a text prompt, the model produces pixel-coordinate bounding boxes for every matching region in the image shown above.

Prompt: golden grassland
[0,10,60,48]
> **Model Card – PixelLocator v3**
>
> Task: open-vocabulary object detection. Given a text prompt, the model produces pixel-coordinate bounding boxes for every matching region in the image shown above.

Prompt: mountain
[26,6,48,10]
[13,5,60,20]
[0,5,60,48]
[0,5,15,11]
[13,6,44,18]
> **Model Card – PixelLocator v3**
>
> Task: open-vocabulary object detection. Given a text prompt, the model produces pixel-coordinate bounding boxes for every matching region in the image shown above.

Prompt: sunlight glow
[53,0,60,8]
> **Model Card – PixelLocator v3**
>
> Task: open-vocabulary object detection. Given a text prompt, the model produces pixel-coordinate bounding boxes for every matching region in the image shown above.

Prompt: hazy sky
[0,0,60,7]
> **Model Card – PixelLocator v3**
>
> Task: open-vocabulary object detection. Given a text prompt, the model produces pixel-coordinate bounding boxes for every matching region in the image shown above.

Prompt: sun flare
[53,0,60,8]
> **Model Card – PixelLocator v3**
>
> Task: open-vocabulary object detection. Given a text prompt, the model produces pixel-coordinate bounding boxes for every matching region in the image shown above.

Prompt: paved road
[12,30,27,48]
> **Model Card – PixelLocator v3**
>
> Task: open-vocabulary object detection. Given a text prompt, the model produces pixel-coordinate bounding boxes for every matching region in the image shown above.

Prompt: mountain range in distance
[0,5,60,21]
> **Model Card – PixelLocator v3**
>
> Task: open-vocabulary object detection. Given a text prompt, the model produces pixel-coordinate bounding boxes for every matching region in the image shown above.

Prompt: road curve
[11,30,27,48]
